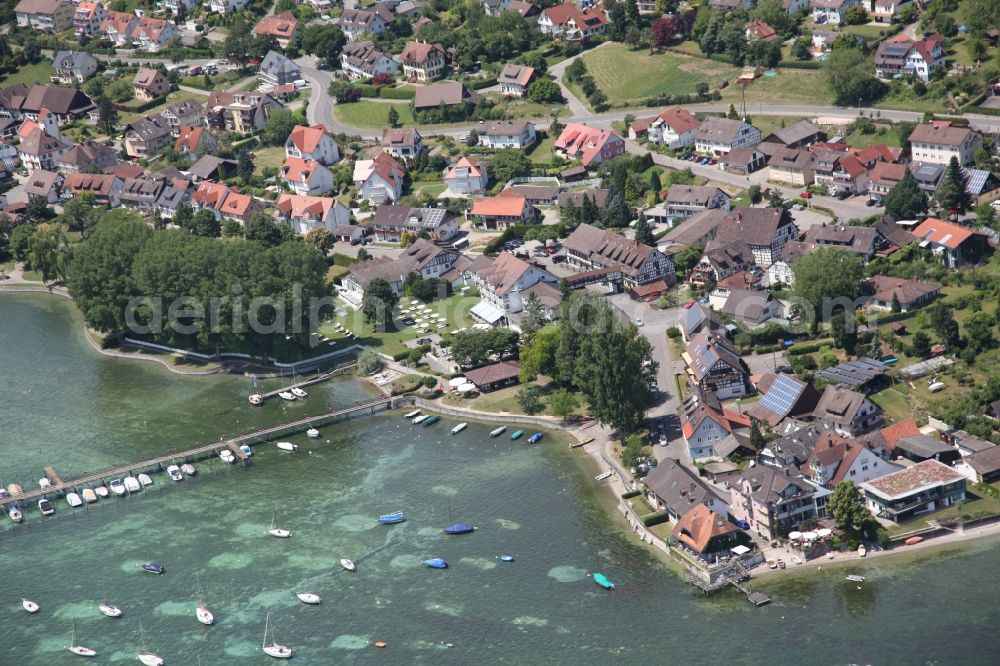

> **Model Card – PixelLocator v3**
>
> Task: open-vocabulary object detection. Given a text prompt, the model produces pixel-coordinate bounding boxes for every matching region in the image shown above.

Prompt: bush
[621,489,642,499]
[356,347,383,375]
[390,374,424,395]
[666,326,681,339]
[642,512,671,527]
[831,535,842,550]
[379,87,416,100]
[421,375,437,388]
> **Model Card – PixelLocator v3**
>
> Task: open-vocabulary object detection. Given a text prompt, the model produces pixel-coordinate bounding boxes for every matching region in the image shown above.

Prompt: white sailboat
[180,464,196,476]
[290,387,308,398]
[123,476,141,493]
[296,592,321,605]
[268,507,291,538]
[276,442,298,452]
[22,598,39,613]
[306,427,320,438]
[137,621,164,666]
[195,575,214,626]
[138,474,153,487]
[450,422,468,435]
[99,580,122,618]
[9,506,23,523]
[94,485,109,498]
[340,558,356,572]
[67,616,97,658]
[278,391,296,401]
[262,613,293,659]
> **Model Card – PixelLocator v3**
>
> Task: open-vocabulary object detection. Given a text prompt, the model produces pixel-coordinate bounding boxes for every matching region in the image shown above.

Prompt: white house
[131,17,178,52]
[339,41,398,81]
[285,124,340,166]
[279,156,334,196]
[208,0,249,13]
[908,122,982,167]
[805,436,902,490]
[464,251,558,323]
[694,117,761,155]
[275,194,351,234]
[353,152,405,204]
[478,120,537,149]
[629,107,701,149]
[15,0,74,32]
[497,64,536,98]
[444,156,489,196]
[811,0,864,25]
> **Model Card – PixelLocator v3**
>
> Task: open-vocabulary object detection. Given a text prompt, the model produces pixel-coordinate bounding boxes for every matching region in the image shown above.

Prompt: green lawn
[579,44,834,107]
[413,181,446,198]
[841,23,891,42]
[253,146,287,176]
[322,291,480,357]
[525,133,557,164]
[333,101,412,129]
[845,127,903,149]
[870,388,913,425]
[0,61,53,88]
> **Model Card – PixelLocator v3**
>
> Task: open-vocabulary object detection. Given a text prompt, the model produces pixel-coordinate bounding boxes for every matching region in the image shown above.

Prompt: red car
[800,191,812,199]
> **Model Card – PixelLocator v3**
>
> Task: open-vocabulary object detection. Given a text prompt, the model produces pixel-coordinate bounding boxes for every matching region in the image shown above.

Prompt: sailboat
[99,580,122,618]
[137,621,164,666]
[22,598,39,613]
[340,558,356,572]
[296,592,321,605]
[262,613,293,659]
[268,507,291,538]
[592,553,615,590]
[67,615,97,657]
[195,575,214,626]
[443,499,475,535]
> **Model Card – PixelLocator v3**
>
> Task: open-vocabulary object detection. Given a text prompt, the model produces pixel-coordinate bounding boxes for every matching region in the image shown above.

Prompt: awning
[457,382,476,393]
[449,377,466,387]
[731,545,750,555]
[788,531,802,540]
[470,301,505,324]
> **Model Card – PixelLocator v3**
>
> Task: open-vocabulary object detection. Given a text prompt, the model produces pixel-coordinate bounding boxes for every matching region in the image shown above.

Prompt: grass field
[844,126,904,149]
[334,101,412,129]
[840,23,891,42]
[0,62,53,88]
[526,133,557,164]
[253,146,287,175]
[579,44,834,108]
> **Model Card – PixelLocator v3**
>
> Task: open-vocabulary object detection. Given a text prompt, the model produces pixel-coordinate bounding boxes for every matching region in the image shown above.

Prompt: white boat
[404,410,421,418]
[262,613,292,659]
[240,444,253,457]
[181,464,196,476]
[109,479,126,496]
[490,426,506,437]
[39,477,51,489]
[278,391,296,401]
[38,499,55,516]
[412,415,429,424]
[22,598,39,613]
[67,617,96,658]
[858,545,867,558]
[9,507,23,523]
[219,450,235,464]
[451,422,468,435]
[276,442,298,452]
[595,471,613,481]
[306,428,320,438]
[846,574,866,582]
[94,486,108,498]
[196,603,214,626]
[167,465,183,482]
[138,474,153,487]
[137,622,163,666]
[82,488,98,503]
[268,508,291,538]
[123,476,141,493]
[296,592,321,605]
[66,492,83,508]
[340,558,356,572]
[290,387,308,398]
[99,603,122,618]
[249,394,264,406]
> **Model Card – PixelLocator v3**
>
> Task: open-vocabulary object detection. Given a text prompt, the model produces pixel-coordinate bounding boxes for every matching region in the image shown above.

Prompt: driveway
[742,351,789,377]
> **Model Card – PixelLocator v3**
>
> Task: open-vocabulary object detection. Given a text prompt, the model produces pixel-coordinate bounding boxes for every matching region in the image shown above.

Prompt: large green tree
[792,248,863,319]
[262,108,298,147]
[488,148,532,184]
[884,169,928,220]
[300,24,347,66]
[935,156,971,212]
[451,327,519,368]
[519,323,560,380]
[361,277,398,325]
[824,46,884,106]
[516,384,544,415]
[827,481,870,532]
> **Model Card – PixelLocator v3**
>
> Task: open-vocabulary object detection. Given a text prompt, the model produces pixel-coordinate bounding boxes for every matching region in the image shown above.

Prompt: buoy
[374,641,387,648]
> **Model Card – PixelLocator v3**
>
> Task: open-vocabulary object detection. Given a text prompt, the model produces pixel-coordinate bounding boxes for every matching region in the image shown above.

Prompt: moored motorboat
[450,422,467,435]
[276,442,298,452]
[278,391,296,401]
[38,499,55,516]
[181,464,196,476]
[240,444,253,457]
[9,506,23,523]
[249,394,263,406]
[81,488,97,503]
[490,427,506,437]
[99,603,122,618]
[296,592,321,605]
[424,558,448,569]
[219,449,236,463]
[94,485,108,498]
[858,545,867,557]
[123,476,141,492]
[138,474,153,487]
[8,483,23,496]
[905,536,923,546]
[306,427,320,438]
[422,415,440,426]
[846,575,866,582]
[290,387,308,398]
[196,603,214,626]
[142,562,165,575]
[510,430,524,440]
[167,465,183,482]
[499,554,516,562]
[378,511,405,524]
[595,471,613,481]
[66,492,83,508]
[444,522,475,535]
[340,558,356,572]
[791,556,803,565]
[593,573,615,590]
[528,432,543,444]
[22,598,39,613]
[39,477,51,489]
[109,479,126,496]
[412,415,429,424]
[404,410,421,418]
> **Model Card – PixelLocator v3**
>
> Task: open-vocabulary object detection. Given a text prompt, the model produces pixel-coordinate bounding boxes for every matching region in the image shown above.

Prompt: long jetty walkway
[0,396,399,512]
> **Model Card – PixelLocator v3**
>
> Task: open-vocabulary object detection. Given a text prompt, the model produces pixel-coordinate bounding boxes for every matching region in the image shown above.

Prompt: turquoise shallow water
[2,294,1000,665]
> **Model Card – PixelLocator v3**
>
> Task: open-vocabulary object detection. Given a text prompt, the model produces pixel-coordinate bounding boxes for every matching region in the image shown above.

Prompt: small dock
[257,372,340,402]
[0,396,397,513]
[686,559,769,606]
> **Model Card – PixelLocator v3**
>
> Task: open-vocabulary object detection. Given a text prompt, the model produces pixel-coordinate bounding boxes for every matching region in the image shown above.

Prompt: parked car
[187,65,202,76]
[866,198,878,207]
[707,158,717,165]
[800,191,812,199]
[835,190,850,200]
[634,315,644,327]
[718,80,729,89]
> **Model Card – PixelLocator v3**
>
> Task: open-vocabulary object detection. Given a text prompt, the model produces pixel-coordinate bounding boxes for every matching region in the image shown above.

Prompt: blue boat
[443,522,475,535]
[423,415,440,426]
[142,562,165,575]
[499,554,515,562]
[593,572,614,590]
[528,432,543,444]
[424,558,448,569]
[378,511,405,524]
[510,430,524,440]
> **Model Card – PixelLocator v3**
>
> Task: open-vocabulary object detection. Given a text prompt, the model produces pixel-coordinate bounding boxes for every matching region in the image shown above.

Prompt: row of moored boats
[403,411,543,443]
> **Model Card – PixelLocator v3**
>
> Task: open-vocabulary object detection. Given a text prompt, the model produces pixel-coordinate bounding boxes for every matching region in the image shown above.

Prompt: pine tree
[649,169,662,196]
[237,150,253,183]
[388,106,399,128]
[634,217,654,246]
[936,156,971,212]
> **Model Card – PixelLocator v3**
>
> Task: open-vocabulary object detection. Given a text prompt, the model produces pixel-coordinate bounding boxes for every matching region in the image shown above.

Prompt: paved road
[547,41,612,119]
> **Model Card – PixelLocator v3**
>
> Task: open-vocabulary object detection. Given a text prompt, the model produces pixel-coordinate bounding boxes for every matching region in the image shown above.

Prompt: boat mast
[262,613,270,648]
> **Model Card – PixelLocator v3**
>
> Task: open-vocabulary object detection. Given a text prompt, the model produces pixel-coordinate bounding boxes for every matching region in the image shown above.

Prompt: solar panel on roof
[964,169,989,195]
[758,374,802,417]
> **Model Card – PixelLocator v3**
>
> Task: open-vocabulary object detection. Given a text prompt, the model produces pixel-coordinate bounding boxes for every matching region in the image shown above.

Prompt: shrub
[666,326,681,339]
[642,512,670,527]
[621,489,642,499]
[421,375,437,388]
[356,347,383,375]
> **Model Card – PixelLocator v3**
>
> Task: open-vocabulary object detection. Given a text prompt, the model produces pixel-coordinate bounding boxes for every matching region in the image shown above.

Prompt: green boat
[510,430,524,440]
[593,573,615,590]
[423,415,440,426]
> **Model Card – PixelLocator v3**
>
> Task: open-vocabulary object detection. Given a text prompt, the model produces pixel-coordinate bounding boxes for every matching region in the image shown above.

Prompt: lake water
[2,293,1000,665]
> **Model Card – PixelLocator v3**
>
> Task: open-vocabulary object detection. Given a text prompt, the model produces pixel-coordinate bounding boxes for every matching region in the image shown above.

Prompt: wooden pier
[256,371,346,402]
[0,396,397,513]
[686,559,770,606]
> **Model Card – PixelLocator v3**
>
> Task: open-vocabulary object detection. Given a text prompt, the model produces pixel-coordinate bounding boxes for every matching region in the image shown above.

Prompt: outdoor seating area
[399,300,449,333]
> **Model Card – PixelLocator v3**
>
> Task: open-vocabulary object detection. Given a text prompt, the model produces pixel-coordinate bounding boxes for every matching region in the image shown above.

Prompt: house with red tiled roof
[678,387,751,460]
[444,156,488,196]
[15,0,74,32]
[253,12,298,49]
[497,64,536,98]
[672,504,749,556]
[554,123,625,168]
[909,121,982,166]
[218,190,264,225]
[279,156,334,196]
[285,124,340,165]
[190,181,232,216]
[73,1,105,36]
[628,107,700,149]
[879,418,922,454]
[875,32,945,82]
[469,190,537,229]
[866,161,908,204]
[805,435,901,489]
[132,16,178,52]
[746,19,779,42]
[830,153,869,195]
[353,152,405,204]
[99,10,138,45]
[174,125,217,161]
[381,127,423,159]
[275,194,350,234]
[132,68,170,102]
[866,275,939,312]
[64,172,122,206]
[400,41,447,81]
[913,217,989,268]
[538,4,608,40]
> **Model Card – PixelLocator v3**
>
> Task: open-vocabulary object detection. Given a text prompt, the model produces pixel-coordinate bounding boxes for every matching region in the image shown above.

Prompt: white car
[634,315,644,327]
